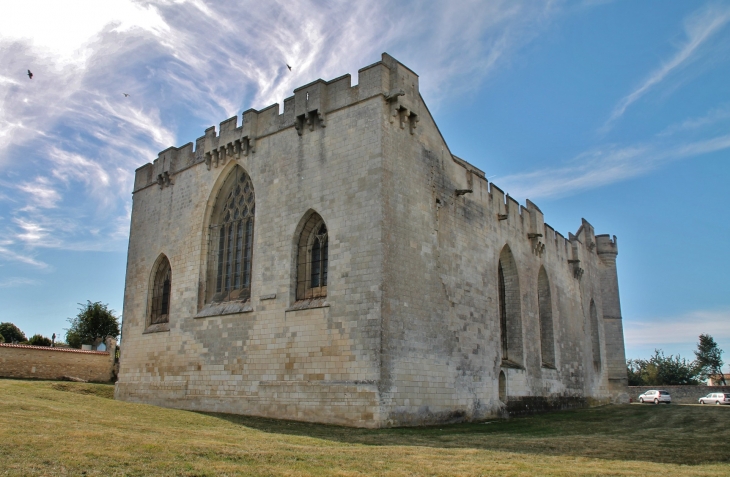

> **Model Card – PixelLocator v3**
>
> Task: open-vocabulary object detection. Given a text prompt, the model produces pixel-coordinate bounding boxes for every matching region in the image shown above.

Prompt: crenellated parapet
[596,234,618,257]
[133,53,425,191]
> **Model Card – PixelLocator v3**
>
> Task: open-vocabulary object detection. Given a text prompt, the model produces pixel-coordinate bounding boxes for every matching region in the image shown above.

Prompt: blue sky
[0,0,728,367]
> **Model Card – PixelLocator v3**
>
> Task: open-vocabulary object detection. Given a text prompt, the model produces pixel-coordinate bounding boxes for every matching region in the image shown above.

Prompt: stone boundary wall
[629,385,730,404]
[0,343,115,382]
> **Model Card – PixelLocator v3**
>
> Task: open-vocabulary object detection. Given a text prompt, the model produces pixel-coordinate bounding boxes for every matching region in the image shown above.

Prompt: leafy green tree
[28,334,53,347]
[65,301,120,349]
[650,350,700,385]
[626,350,700,386]
[0,322,26,343]
[694,334,725,385]
[0,332,5,343]
[626,359,645,386]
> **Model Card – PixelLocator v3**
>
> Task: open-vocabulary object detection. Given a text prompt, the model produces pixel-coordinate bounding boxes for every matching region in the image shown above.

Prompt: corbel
[455,189,472,196]
[156,171,173,189]
[204,152,212,170]
[568,259,583,279]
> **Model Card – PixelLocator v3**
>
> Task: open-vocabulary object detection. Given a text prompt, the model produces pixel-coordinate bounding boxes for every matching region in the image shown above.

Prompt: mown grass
[1,379,729,476]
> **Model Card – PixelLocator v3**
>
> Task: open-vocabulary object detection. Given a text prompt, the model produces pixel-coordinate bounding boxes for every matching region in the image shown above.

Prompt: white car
[638,390,671,404]
[699,393,730,405]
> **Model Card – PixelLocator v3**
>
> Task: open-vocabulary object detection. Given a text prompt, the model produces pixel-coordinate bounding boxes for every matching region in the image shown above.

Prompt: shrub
[28,334,53,347]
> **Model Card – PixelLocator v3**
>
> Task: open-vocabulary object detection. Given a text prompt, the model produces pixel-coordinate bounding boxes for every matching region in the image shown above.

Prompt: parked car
[698,393,730,405]
[638,390,671,404]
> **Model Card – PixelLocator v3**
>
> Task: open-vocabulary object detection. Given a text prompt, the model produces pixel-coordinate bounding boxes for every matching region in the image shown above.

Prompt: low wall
[0,342,116,382]
[629,385,730,404]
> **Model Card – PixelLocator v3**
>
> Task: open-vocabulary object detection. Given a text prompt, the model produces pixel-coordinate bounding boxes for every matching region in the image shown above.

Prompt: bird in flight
[123,93,130,97]
[286,64,292,71]
[27,70,33,79]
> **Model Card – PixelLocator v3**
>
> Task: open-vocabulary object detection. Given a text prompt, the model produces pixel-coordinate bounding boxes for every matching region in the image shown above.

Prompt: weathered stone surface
[0,340,116,382]
[115,53,628,427]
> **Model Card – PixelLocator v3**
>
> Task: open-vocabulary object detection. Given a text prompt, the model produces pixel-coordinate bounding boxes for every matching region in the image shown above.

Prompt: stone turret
[596,234,629,403]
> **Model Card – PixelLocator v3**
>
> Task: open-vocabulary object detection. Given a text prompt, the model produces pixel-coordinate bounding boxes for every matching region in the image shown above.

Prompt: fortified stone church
[116,54,629,427]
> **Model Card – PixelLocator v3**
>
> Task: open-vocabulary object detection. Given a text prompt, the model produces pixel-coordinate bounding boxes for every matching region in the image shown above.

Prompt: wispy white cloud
[499,132,730,200]
[0,277,39,288]
[0,0,570,261]
[0,243,48,268]
[625,309,730,347]
[658,103,730,137]
[18,177,62,209]
[603,3,730,129]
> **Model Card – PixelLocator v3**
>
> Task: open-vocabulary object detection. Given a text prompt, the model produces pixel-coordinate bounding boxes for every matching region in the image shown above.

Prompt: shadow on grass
[202,404,730,465]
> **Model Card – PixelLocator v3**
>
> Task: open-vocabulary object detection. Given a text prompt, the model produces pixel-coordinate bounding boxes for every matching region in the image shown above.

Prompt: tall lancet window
[150,256,172,325]
[207,166,255,304]
[296,213,328,300]
[497,245,523,365]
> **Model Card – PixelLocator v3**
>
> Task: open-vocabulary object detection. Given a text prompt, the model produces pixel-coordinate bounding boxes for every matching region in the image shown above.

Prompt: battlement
[133,53,421,192]
[596,234,618,255]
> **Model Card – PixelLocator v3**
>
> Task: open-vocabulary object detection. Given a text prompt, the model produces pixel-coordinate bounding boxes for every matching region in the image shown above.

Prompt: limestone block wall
[375,61,624,424]
[117,53,628,427]
[116,63,391,427]
[0,343,115,382]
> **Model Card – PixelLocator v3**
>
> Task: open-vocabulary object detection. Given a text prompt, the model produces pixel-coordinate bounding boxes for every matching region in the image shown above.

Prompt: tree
[0,322,26,343]
[0,332,4,343]
[695,334,725,385]
[65,301,120,349]
[28,334,52,347]
[627,359,645,386]
[625,349,700,386]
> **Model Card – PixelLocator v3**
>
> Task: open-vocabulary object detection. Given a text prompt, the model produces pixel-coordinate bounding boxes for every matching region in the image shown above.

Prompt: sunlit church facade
[115,54,629,427]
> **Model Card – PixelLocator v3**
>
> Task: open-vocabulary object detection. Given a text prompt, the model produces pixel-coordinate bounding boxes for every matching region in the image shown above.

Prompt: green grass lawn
[1,379,728,476]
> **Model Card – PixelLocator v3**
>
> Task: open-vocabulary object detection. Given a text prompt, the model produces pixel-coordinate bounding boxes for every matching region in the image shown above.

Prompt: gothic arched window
[207,166,254,304]
[589,299,602,372]
[498,245,523,365]
[296,213,328,300]
[538,266,556,368]
[150,256,171,325]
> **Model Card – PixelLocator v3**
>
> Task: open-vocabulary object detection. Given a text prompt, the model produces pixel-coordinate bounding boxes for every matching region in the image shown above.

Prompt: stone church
[115,53,629,427]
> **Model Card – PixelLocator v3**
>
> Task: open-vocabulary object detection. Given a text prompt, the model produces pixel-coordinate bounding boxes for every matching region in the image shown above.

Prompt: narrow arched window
[538,267,555,368]
[151,256,171,324]
[297,213,328,300]
[498,371,507,403]
[589,299,602,372]
[498,245,523,365]
[207,166,254,304]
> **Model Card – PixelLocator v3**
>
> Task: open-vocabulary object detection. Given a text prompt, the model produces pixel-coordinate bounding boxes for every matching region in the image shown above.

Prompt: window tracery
[296,213,328,300]
[207,167,255,304]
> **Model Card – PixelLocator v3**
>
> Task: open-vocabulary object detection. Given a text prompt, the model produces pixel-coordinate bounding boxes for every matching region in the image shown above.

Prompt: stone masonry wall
[117,53,627,427]
[0,344,114,382]
[375,55,624,425]
[629,385,730,404]
[116,62,391,427]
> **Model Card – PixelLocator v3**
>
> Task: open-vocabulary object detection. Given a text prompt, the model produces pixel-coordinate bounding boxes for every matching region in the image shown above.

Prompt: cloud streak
[0,0,565,264]
[603,4,730,129]
[498,132,730,200]
[624,309,730,347]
